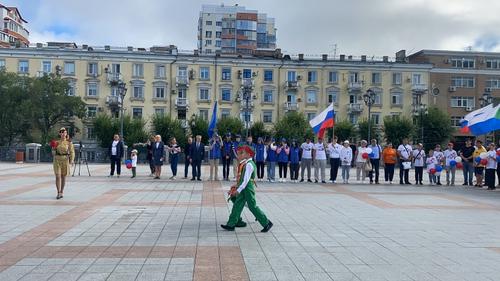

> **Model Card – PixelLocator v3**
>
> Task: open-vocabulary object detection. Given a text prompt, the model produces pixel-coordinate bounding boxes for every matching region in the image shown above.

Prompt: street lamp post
[412,92,427,144]
[363,89,376,142]
[241,79,253,138]
[118,82,127,142]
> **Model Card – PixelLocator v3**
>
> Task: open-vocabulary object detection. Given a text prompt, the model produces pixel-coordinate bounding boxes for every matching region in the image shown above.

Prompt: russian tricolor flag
[309,103,335,138]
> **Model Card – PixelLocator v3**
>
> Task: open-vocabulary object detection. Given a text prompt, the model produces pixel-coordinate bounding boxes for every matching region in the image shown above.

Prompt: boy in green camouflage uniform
[221,145,273,232]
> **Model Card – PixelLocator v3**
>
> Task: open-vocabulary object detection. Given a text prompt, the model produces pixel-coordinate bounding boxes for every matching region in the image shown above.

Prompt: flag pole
[331,102,335,143]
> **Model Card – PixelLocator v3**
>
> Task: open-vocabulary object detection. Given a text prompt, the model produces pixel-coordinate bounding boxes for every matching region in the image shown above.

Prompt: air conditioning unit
[485,87,492,92]
[465,106,474,112]
[448,86,457,92]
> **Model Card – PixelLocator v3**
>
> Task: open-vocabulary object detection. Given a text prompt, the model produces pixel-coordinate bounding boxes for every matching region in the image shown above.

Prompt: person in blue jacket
[266,138,277,182]
[277,138,290,182]
[208,133,222,181]
[221,133,233,181]
[255,137,266,181]
[289,139,301,183]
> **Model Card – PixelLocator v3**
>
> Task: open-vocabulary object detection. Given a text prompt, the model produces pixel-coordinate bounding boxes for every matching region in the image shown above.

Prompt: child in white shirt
[340,141,353,184]
[131,149,138,178]
[426,149,437,185]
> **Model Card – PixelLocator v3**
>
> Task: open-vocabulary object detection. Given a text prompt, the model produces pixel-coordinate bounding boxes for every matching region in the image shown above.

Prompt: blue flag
[208,100,218,138]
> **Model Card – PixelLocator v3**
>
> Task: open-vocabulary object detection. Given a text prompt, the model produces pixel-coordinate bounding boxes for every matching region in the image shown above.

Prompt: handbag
[402,161,412,170]
[364,161,372,172]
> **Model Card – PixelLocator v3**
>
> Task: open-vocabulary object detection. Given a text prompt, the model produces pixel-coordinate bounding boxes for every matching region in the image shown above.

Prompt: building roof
[409,49,500,58]
[0,5,28,23]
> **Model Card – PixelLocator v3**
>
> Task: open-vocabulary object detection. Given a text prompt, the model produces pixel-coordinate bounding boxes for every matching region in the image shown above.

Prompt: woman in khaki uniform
[52,127,75,199]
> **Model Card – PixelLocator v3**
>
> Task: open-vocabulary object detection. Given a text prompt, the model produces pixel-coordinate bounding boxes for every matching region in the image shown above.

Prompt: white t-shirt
[356,147,369,163]
[426,156,437,172]
[340,146,353,165]
[111,140,119,155]
[397,144,412,161]
[327,143,342,159]
[443,149,457,166]
[434,151,444,164]
[486,150,497,169]
[412,149,425,167]
[301,142,314,159]
[313,143,327,160]
[131,154,137,167]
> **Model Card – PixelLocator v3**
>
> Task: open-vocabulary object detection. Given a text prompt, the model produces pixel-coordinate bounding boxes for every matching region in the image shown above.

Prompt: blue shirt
[290,147,300,164]
[277,146,289,163]
[369,144,382,159]
[256,143,265,162]
[209,141,221,159]
[222,141,232,159]
[232,141,240,158]
[266,146,277,162]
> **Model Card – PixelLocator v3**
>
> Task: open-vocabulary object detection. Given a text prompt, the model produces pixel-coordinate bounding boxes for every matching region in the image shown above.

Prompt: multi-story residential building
[0,4,29,47]
[408,50,500,141]
[198,4,276,55]
[0,44,431,143]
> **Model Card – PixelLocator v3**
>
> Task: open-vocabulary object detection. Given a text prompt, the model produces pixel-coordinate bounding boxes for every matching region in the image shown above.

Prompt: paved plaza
[0,163,500,281]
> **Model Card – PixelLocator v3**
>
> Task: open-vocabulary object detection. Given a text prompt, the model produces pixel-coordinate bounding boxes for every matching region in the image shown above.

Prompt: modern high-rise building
[197,4,276,55]
[0,4,29,47]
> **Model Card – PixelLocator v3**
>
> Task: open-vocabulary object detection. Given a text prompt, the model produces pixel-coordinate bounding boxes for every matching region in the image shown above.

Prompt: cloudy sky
[7,0,500,57]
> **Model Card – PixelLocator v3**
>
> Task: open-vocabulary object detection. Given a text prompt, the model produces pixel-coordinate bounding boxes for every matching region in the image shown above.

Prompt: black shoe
[197,178,202,181]
[307,179,312,183]
[191,178,195,181]
[405,182,411,185]
[463,183,468,186]
[375,182,379,184]
[400,181,404,185]
[314,180,318,183]
[154,176,160,179]
[261,221,273,233]
[300,179,304,182]
[235,221,247,227]
[131,176,135,178]
[220,224,235,231]
[419,182,423,185]
[321,181,326,184]
[436,182,442,186]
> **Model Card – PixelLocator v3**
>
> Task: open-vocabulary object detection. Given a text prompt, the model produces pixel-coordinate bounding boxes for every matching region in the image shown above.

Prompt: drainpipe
[276,60,284,121]
[168,53,178,118]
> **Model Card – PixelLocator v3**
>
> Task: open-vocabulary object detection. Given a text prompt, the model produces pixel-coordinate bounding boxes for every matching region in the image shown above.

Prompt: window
[66,82,75,96]
[221,68,231,80]
[307,112,316,121]
[216,31,221,38]
[0,59,5,69]
[88,62,98,76]
[199,109,209,120]
[155,65,166,78]
[451,116,462,127]
[348,72,359,83]
[306,89,317,104]
[205,40,212,46]
[391,91,403,106]
[132,108,143,119]
[412,73,422,85]
[19,60,29,73]
[243,69,252,79]
[206,31,212,38]
[263,90,273,103]
[86,127,96,140]
[264,70,273,82]
[486,59,500,69]
[328,71,338,83]
[221,88,231,101]
[371,113,381,125]
[349,114,358,124]
[178,66,187,78]
[199,88,210,100]
[486,78,500,89]
[132,63,144,77]
[371,72,381,84]
[215,40,221,47]
[451,76,475,88]
[241,112,252,124]
[263,111,273,123]
[42,61,52,74]
[216,21,222,26]
[451,58,475,68]
[154,108,166,117]
[154,86,165,99]
[327,89,338,104]
[308,71,317,83]
[64,61,75,75]
[87,106,97,118]
[133,86,144,99]
[206,21,212,25]
[450,96,475,108]
[287,71,296,82]
[221,109,231,119]
[111,63,121,74]
[392,73,402,85]
[87,82,98,97]
[200,67,210,80]
[373,89,382,105]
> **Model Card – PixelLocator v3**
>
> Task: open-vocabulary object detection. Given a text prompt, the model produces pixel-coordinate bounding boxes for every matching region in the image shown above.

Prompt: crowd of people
[106,133,500,191]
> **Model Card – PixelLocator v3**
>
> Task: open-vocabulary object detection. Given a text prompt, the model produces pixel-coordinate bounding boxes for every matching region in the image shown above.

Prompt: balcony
[180,119,188,129]
[348,82,363,93]
[284,102,299,112]
[106,73,123,86]
[411,84,428,94]
[346,103,363,114]
[176,76,189,87]
[106,95,121,110]
[175,98,189,109]
[284,81,299,91]
[239,99,255,110]
[241,78,254,89]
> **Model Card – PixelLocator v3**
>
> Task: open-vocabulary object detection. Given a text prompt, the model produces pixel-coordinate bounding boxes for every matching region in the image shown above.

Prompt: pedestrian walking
[51,127,75,199]
[108,134,124,178]
[340,140,353,184]
[152,135,165,179]
[300,137,314,182]
[328,136,341,183]
[382,143,397,184]
[167,137,181,179]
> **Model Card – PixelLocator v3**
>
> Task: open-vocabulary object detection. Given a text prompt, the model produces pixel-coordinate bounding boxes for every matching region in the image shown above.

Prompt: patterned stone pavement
[0,162,500,281]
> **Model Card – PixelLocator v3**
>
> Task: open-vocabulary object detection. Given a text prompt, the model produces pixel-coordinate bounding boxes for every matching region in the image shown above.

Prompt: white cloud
[8,0,500,57]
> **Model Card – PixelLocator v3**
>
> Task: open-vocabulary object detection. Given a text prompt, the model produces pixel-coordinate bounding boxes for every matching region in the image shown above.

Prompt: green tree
[27,74,86,145]
[92,114,148,148]
[151,114,186,148]
[419,107,454,151]
[328,119,356,142]
[383,116,415,145]
[273,111,314,142]
[92,114,119,148]
[357,119,381,142]
[122,116,148,147]
[189,115,209,144]
[216,116,243,137]
[249,121,270,139]
[0,71,32,145]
